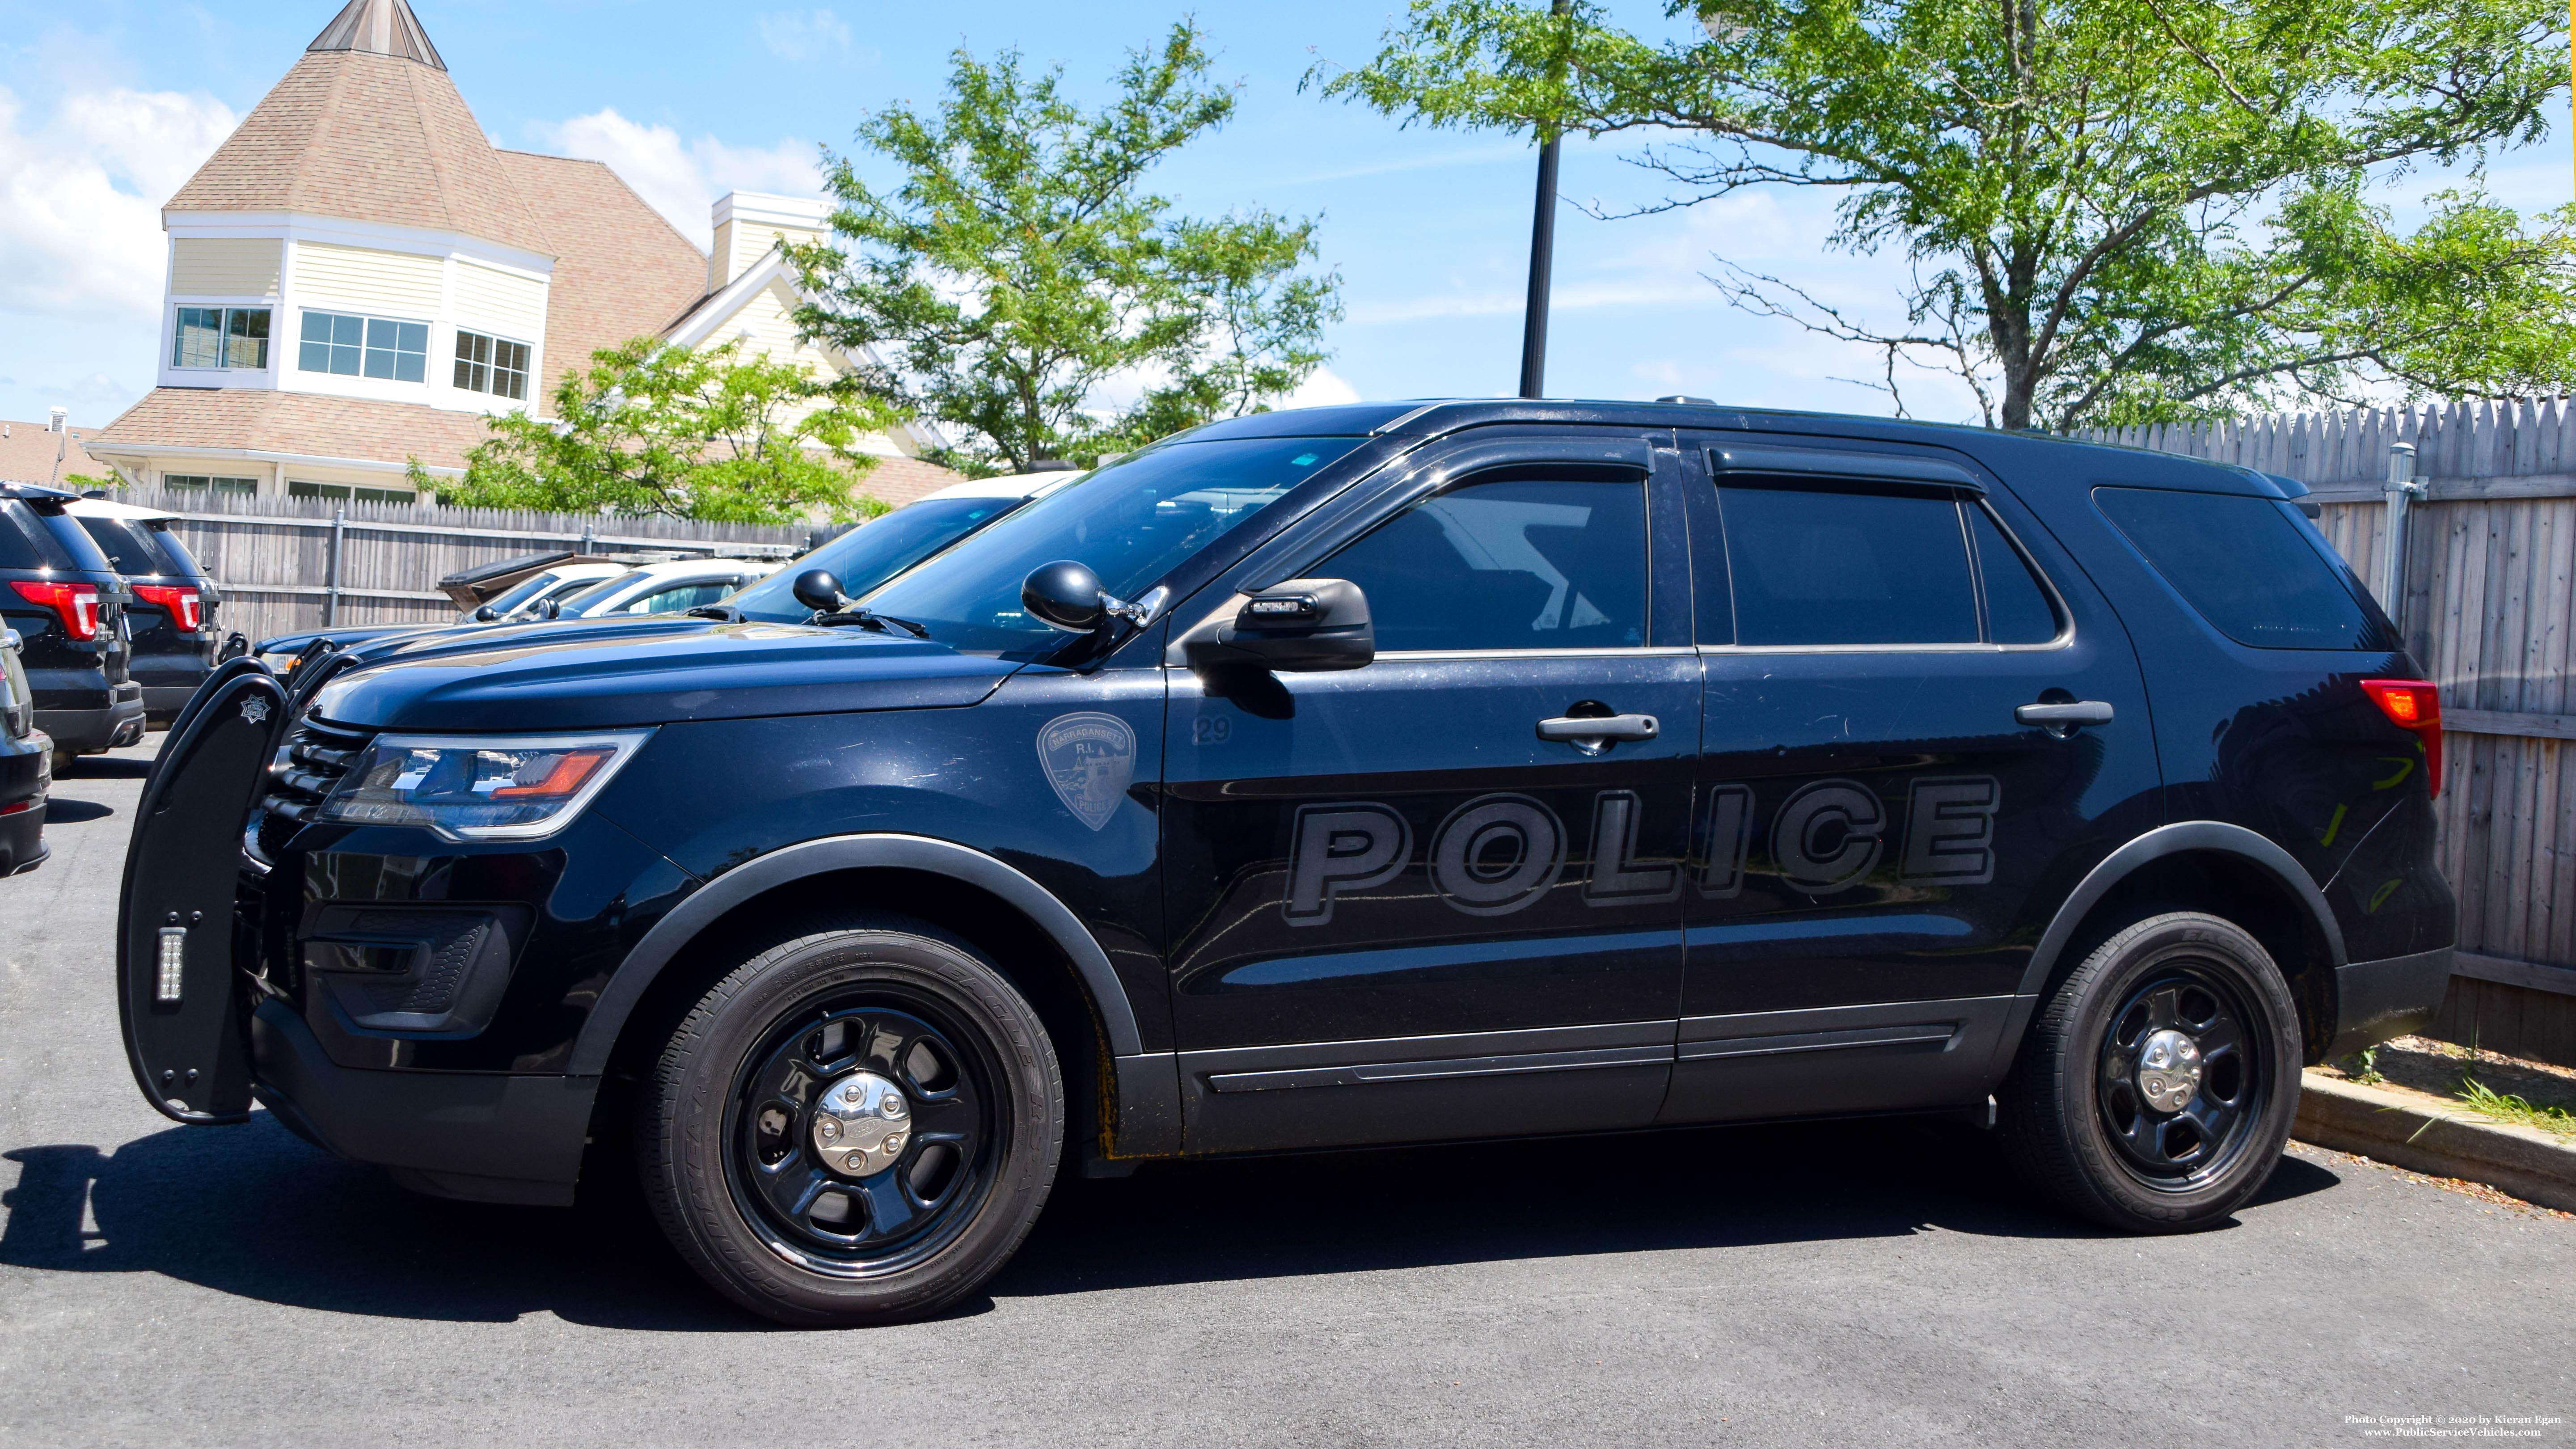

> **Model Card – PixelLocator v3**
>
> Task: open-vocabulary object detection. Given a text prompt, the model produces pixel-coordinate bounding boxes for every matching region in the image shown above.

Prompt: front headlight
[316,730,651,841]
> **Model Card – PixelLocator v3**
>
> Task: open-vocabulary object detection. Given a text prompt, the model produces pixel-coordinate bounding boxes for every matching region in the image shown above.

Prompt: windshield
[466,571,570,621]
[864,437,1364,659]
[547,572,634,614]
[727,495,1032,624]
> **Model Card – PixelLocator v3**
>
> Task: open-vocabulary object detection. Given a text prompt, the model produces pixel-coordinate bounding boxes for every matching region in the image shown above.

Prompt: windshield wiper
[813,608,931,639]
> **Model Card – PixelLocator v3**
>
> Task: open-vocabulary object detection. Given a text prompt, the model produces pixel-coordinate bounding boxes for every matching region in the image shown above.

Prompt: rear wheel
[2000,912,2301,1232]
[636,916,1063,1326]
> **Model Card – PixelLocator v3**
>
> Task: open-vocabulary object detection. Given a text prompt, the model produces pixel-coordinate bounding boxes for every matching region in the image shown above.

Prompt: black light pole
[1517,0,1571,399]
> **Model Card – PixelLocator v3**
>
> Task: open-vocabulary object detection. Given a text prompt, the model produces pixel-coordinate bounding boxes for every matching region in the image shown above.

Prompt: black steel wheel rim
[723,989,1000,1277]
[2095,964,2268,1190]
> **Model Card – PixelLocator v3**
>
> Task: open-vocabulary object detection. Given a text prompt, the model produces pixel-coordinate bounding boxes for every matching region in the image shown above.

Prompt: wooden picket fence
[131,486,817,645]
[2084,399,2576,1063]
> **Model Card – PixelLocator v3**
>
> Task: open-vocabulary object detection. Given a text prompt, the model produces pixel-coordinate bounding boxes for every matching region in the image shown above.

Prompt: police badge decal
[1037,712,1136,831]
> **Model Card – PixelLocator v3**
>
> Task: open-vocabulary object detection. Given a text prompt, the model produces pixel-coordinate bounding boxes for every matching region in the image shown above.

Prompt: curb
[2294,1069,2576,1212]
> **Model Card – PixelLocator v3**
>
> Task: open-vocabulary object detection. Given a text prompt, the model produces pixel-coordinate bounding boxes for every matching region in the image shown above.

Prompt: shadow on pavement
[0,1112,2340,1330]
[52,755,151,780]
[40,798,113,824]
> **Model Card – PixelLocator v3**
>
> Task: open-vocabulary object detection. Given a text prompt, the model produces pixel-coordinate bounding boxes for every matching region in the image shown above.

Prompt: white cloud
[528,109,825,250]
[1280,365,1361,409]
[0,84,236,322]
[756,9,852,61]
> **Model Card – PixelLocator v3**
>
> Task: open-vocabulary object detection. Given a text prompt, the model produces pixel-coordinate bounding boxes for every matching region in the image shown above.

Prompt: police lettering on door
[1283,776,2002,924]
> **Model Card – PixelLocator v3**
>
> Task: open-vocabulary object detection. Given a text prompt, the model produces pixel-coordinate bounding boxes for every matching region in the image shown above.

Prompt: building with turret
[86,0,956,506]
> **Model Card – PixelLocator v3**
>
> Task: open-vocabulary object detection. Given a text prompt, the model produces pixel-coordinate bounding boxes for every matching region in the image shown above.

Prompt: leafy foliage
[1317,0,2576,430]
[793,23,1341,474]
[430,338,900,522]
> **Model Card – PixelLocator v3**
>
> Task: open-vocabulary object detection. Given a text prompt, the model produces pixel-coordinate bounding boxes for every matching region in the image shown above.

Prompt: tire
[636,914,1064,1326]
[1999,911,2302,1232]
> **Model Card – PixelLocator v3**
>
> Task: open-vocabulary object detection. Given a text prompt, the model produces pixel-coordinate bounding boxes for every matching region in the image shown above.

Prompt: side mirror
[536,597,562,621]
[1021,560,1109,633]
[473,604,498,622]
[793,569,847,614]
[1180,578,1373,673]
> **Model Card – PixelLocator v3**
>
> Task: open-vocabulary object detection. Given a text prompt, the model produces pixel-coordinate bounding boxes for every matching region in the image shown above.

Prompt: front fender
[567,832,1145,1072]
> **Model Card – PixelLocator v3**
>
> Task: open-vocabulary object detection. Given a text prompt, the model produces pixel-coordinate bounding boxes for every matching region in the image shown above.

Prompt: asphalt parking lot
[3,740,2571,1447]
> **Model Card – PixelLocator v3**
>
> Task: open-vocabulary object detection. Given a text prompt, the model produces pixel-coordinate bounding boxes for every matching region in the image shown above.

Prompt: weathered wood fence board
[123,486,813,645]
[2088,399,2576,1061]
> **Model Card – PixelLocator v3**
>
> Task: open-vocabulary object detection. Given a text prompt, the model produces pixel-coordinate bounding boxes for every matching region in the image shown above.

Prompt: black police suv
[66,497,223,725]
[1,482,140,769]
[118,401,2454,1326]
[0,626,47,874]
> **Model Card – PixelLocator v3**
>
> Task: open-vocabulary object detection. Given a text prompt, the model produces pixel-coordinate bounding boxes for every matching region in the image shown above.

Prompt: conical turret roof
[307,0,445,70]
[163,2,548,256]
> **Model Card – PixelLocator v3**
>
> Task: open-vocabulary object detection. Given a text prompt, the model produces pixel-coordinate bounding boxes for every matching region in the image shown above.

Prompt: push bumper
[2324,945,2455,1060]
[249,997,596,1206]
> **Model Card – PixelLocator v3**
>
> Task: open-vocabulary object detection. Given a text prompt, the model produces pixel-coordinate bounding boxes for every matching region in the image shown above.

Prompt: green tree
[430,338,901,522]
[792,22,1341,474]
[1317,0,2576,430]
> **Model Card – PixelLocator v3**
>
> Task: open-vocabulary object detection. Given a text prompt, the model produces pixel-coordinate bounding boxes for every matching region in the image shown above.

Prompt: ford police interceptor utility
[117,399,2454,1326]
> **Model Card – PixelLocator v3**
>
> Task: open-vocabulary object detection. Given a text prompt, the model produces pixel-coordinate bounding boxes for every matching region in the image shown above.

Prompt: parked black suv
[119,401,2453,1326]
[0,482,140,768]
[67,497,222,725]
[0,626,47,874]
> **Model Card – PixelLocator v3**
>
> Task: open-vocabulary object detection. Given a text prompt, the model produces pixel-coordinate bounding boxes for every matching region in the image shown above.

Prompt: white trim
[711,191,831,230]
[163,211,555,275]
[79,441,464,480]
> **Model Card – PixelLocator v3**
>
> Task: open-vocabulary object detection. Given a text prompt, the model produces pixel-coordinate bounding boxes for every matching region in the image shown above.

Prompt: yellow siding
[293,241,444,317]
[452,261,546,344]
[171,238,283,297]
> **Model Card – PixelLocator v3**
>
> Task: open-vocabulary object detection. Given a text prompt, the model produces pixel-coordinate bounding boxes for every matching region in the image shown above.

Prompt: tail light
[10,579,101,642]
[133,584,203,633]
[2360,679,2442,799]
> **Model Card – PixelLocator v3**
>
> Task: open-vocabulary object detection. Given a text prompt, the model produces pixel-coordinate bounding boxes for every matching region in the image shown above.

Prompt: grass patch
[2457,1077,2576,1140]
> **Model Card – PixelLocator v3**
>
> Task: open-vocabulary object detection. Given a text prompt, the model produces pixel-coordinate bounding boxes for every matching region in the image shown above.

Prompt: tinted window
[1719,486,1977,646]
[1324,476,1647,652]
[150,524,203,578]
[4,504,108,573]
[729,495,1028,624]
[0,504,46,570]
[76,517,181,576]
[2095,486,2383,650]
[1968,505,2060,644]
[866,437,1363,659]
[627,582,732,614]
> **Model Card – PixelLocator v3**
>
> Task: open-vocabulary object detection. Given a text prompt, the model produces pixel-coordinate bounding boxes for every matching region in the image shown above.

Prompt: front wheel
[636,917,1064,1326]
[2000,911,2302,1232]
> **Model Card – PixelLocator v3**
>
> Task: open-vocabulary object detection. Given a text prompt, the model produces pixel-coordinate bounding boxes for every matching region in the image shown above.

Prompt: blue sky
[0,0,2565,432]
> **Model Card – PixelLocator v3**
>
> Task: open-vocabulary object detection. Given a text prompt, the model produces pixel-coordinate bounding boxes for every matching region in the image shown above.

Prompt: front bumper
[2324,945,2455,1060]
[249,997,596,1206]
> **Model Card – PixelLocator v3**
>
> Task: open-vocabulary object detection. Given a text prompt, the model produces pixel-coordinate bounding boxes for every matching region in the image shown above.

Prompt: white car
[552,555,783,618]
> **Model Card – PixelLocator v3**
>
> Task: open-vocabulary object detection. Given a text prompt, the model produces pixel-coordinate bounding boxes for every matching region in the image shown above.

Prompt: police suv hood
[309,616,1016,731]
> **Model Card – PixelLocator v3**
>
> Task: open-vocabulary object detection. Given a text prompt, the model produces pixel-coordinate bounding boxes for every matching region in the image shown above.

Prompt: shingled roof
[494,152,708,404]
[88,389,494,473]
[164,0,549,257]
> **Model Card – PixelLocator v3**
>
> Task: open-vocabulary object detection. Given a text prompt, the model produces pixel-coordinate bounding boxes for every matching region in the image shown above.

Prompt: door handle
[1537,714,1659,753]
[2014,700,2114,734]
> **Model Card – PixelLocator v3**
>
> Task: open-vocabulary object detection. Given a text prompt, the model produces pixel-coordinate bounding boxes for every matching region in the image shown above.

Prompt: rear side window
[1968,506,2061,644]
[1718,486,1980,646]
[1322,474,1649,652]
[2095,486,2385,650]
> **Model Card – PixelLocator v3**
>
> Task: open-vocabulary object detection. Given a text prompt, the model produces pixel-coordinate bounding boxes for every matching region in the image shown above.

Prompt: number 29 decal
[1283,775,2000,925]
